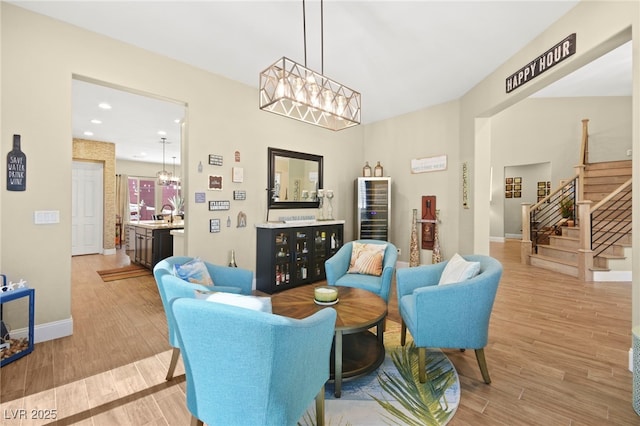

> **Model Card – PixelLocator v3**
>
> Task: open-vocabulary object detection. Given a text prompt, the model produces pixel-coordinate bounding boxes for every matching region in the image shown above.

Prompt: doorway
[72,161,104,255]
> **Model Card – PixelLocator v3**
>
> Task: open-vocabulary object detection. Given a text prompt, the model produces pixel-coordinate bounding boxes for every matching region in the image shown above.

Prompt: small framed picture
[505,192,513,198]
[210,219,221,233]
[505,177,513,184]
[506,184,513,191]
[537,189,545,196]
[209,154,223,166]
[208,175,223,190]
[514,191,521,198]
[514,184,521,190]
[209,200,230,211]
[232,167,244,183]
[514,177,522,183]
[537,181,546,188]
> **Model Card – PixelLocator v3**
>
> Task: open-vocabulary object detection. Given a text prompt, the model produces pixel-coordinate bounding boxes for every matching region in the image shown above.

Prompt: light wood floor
[1,240,638,425]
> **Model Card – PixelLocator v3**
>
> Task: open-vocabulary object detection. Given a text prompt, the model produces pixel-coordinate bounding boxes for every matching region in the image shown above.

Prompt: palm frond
[371,343,457,425]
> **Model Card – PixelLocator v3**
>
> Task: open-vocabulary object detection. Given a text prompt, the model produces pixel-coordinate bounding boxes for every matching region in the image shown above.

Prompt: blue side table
[0,286,35,367]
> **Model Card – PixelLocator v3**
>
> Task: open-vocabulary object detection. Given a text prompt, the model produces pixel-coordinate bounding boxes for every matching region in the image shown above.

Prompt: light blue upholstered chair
[324,240,398,303]
[396,255,503,383]
[153,256,254,380]
[170,297,337,426]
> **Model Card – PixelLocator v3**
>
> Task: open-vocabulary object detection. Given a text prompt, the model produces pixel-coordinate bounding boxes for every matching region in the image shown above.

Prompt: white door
[72,161,103,255]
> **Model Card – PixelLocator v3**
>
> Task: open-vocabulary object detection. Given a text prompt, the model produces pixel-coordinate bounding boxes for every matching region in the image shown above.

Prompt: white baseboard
[505,233,522,239]
[593,270,632,282]
[490,236,505,243]
[13,317,74,343]
[103,248,116,255]
[396,261,410,269]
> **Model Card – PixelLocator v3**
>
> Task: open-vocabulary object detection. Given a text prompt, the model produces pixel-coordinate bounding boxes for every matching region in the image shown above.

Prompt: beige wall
[0,3,363,335]
[490,96,632,238]
[363,100,461,264]
[73,138,116,251]
[458,0,638,325]
[2,1,639,338]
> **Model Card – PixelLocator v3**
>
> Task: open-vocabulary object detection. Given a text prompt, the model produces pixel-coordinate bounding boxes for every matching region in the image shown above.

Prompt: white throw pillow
[438,253,481,285]
[205,292,272,313]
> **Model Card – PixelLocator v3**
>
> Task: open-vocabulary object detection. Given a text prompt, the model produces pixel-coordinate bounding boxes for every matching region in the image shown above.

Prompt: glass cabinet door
[294,229,312,282]
[273,231,291,288]
[312,229,328,279]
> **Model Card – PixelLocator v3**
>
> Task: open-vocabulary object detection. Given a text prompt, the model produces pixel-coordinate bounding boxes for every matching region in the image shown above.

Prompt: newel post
[521,203,532,265]
[577,200,593,281]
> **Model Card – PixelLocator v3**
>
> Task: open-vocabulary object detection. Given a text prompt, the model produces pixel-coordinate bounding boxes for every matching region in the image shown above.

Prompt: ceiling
[12,1,632,165]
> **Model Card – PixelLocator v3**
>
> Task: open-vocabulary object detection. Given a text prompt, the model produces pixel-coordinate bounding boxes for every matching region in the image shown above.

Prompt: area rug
[301,322,460,426]
[96,264,152,282]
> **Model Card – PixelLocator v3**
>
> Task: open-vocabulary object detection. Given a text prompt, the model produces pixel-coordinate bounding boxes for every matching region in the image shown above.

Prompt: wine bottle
[7,134,26,191]
[229,250,238,267]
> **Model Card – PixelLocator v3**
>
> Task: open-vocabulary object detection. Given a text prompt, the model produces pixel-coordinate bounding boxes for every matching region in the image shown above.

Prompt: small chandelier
[259,0,361,131]
[170,156,180,186]
[156,137,172,186]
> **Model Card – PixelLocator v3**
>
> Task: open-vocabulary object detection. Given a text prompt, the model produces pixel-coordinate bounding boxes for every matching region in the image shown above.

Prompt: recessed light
[98,102,112,110]
[91,119,102,124]
[157,130,167,136]
[84,131,94,136]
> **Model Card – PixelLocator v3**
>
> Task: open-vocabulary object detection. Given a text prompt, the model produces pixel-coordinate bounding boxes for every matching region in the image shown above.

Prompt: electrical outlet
[397,248,401,255]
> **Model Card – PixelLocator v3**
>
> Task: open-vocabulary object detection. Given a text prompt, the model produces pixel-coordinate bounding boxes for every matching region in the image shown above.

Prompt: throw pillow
[174,258,214,285]
[205,292,272,313]
[347,242,387,276]
[438,253,481,285]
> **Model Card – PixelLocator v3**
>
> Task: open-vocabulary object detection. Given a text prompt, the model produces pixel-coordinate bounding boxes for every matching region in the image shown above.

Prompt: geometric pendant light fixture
[259,0,361,131]
[156,137,172,186]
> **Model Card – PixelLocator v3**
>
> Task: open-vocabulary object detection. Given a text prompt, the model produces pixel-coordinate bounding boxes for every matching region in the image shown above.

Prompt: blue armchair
[170,297,337,426]
[324,240,398,303]
[396,255,503,383]
[153,256,254,380]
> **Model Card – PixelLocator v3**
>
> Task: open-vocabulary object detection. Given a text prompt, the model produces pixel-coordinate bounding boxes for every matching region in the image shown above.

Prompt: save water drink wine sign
[7,134,26,191]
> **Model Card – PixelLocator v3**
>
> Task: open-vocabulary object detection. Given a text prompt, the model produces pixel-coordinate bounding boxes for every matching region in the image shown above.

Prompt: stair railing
[590,179,632,257]
[521,175,578,263]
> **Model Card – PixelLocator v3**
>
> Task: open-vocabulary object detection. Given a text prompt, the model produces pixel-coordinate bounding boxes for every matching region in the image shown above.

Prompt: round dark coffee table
[268,284,387,397]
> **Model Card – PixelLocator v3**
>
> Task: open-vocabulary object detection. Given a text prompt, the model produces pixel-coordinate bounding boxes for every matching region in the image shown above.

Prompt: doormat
[97,264,152,282]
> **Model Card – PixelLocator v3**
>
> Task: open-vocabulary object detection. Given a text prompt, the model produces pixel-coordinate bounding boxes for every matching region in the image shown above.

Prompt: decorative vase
[363,162,372,177]
[229,250,238,267]
[374,161,383,177]
[316,189,325,220]
[325,190,334,220]
[409,209,420,267]
[432,210,442,264]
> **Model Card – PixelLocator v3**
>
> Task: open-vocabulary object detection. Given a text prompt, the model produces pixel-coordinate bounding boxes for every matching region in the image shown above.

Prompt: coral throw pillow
[347,242,387,276]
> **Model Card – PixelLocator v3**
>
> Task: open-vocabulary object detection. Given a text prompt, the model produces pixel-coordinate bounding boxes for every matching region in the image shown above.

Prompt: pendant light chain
[321,0,324,75]
[303,0,307,67]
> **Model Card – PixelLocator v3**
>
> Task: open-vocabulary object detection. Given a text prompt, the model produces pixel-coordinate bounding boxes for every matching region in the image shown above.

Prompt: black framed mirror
[268,147,323,209]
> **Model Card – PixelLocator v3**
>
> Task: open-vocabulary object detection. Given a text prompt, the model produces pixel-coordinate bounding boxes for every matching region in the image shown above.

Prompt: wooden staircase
[528,160,632,278]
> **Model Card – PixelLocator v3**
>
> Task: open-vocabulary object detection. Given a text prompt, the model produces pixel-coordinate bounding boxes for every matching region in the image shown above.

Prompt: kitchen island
[128,220,184,269]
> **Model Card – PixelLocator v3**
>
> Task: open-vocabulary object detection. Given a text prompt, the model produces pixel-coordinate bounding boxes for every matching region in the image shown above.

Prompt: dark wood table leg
[334,330,343,398]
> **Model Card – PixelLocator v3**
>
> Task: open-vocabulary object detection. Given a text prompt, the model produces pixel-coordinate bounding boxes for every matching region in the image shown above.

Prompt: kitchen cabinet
[256,221,344,294]
[130,222,183,269]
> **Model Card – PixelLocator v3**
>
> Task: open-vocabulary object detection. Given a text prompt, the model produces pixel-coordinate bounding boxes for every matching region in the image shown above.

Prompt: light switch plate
[34,210,60,224]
